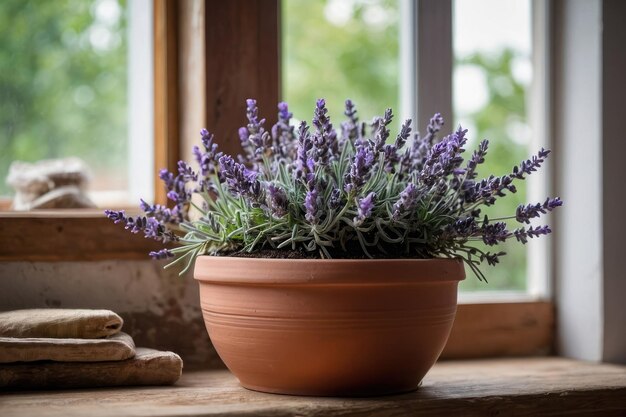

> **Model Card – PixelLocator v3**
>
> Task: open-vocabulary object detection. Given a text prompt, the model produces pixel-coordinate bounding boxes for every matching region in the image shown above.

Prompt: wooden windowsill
[0,209,163,262]
[2,358,625,416]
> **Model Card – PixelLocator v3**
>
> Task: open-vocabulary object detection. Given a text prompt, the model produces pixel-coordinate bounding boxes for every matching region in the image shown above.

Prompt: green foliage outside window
[0,0,128,196]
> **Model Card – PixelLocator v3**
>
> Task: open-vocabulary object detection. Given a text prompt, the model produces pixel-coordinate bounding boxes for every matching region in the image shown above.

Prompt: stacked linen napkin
[0,309,183,390]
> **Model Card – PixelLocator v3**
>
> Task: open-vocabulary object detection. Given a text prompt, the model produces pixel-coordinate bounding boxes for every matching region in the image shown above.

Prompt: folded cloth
[0,348,183,390]
[0,332,135,363]
[0,309,123,339]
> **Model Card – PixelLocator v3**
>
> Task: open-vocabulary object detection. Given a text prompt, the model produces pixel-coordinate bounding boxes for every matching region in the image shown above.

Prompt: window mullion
[415,0,453,131]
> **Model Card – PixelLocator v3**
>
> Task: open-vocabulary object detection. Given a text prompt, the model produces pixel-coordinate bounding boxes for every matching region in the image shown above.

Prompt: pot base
[239,381,423,397]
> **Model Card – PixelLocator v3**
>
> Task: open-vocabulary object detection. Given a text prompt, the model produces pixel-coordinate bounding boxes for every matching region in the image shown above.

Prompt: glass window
[0,0,151,207]
[282,0,399,126]
[282,0,538,292]
[453,0,533,291]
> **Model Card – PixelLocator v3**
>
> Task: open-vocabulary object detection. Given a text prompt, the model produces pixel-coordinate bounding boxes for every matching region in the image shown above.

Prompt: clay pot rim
[194,256,465,285]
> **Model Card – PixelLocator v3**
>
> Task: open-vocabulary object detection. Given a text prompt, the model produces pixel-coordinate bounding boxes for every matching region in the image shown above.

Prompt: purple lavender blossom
[140,199,178,224]
[104,210,178,242]
[419,126,468,187]
[425,113,444,141]
[381,119,411,173]
[466,140,489,180]
[311,99,338,164]
[149,249,174,260]
[344,146,375,193]
[218,155,262,201]
[158,168,191,208]
[177,161,198,182]
[304,188,319,224]
[266,183,288,217]
[144,217,169,242]
[392,183,419,221]
[467,174,516,206]
[515,197,563,224]
[329,188,342,210]
[239,99,271,162]
[104,209,126,224]
[405,113,445,174]
[514,225,552,244]
[271,102,296,158]
[193,129,220,177]
[481,221,510,246]
[512,148,551,180]
[340,99,360,146]
[354,192,376,225]
[394,119,413,149]
[448,216,479,237]
[294,121,313,182]
[371,108,393,153]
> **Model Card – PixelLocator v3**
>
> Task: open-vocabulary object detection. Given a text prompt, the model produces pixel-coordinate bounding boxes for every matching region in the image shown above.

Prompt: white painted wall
[553,0,626,364]
[553,0,603,361]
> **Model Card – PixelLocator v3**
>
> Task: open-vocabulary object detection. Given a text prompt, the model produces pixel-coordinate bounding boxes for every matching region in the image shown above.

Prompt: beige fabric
[0,309,123,339]
[6,157,95,210]
[0,348,183,390]
[0,332,135,363]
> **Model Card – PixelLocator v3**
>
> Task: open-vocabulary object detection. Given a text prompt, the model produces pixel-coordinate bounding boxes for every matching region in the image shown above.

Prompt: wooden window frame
[0,0,554,360]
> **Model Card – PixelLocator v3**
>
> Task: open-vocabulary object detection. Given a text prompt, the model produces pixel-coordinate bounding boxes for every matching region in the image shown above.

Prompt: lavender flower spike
[218,155,261,200]
[104,209,126,224]
[304,188,318,224]
[354,192,376,226]
[392,183,419,221]
[344,146,374,193]
[149,249,174,260]
[515,197,563,224]
[311,98,338,164]
[514,225,552,244]
[266,183,288,217]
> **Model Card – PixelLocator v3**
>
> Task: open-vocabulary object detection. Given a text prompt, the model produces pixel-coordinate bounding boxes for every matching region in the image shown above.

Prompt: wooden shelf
[0,210,164,261]
[2,357,625,416]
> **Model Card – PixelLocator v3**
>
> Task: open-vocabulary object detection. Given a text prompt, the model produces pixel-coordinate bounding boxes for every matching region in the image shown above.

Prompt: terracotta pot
[194,256,465,396]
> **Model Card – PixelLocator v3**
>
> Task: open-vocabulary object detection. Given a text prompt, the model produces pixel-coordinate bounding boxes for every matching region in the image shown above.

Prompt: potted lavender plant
[106,98,561,396]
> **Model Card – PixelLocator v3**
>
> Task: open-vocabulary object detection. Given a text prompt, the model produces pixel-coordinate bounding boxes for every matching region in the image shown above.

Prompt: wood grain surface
[442,301,554,359]
[1,357,624,416]
[204,0,280,159]
[0,211,164,261]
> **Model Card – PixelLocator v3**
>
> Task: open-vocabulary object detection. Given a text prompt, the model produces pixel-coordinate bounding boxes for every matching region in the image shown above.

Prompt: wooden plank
[0,213,164,261]
[1,358,624,416]
[204,0,280,158]
[153,0,181,205]
[442,301,554,359]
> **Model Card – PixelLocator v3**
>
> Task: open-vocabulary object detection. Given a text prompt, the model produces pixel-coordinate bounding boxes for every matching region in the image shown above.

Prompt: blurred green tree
[282,0,399,124]
[456,49,529,291]
[0,0,128,196]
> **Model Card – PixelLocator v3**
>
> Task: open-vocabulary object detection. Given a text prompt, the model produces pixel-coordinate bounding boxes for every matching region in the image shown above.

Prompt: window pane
[453,0,533,291]
[0,0,143,207]
[282,0,399,125]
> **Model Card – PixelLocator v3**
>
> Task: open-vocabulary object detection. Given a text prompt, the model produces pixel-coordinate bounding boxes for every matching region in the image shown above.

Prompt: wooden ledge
[2,358,625,416]
[0,210,164,261]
